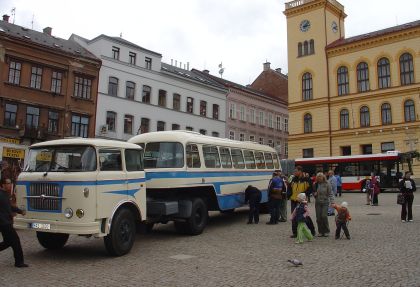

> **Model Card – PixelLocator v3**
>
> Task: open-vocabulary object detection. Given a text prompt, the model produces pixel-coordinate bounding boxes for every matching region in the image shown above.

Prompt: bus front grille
[28,183,61,211]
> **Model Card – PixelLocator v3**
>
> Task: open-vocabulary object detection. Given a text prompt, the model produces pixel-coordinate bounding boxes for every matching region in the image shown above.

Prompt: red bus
[295,152,410,191]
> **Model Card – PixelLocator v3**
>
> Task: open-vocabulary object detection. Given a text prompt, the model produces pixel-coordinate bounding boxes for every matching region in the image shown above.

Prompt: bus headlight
[83,187,89,198]
[76,209,84,218]
[64,208,73,219]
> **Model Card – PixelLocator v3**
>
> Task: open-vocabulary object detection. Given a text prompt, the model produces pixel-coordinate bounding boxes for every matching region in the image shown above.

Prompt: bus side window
[231,149,245,169]
[243,150,256,169]
[272,153,280,169]
[255,152,265,169]
[125,149,143,171]
[220,147,232,168]
[186,144,201,168]
[264,153,274,169]
[203,145,221,168]
[99,149,122,171]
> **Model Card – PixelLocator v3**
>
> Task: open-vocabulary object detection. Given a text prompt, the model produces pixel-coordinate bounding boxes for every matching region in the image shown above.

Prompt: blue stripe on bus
[216,190,269,210]
[146,170,273,179]
[104,188,141,197]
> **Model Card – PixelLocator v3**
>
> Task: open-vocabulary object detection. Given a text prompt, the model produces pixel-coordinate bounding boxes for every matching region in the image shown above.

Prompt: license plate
[29,223,51,230]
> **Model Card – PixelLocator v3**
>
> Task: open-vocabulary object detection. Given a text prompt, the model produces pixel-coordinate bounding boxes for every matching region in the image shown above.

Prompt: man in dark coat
[244,185,262,224]
[0,178,28,267]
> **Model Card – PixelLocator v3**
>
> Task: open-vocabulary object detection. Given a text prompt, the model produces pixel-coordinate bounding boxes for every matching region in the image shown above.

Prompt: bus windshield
[25,145,97,172]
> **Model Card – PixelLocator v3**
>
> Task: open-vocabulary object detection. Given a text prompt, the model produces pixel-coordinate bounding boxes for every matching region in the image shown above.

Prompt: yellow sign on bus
[36,151,52,161]
[2,147,25,159]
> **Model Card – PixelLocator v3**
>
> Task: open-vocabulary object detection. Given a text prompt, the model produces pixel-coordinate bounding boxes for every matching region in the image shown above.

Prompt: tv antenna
[218,62,225,78]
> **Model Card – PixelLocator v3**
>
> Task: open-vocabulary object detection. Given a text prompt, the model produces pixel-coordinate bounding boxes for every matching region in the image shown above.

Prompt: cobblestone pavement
[1,193,419,287]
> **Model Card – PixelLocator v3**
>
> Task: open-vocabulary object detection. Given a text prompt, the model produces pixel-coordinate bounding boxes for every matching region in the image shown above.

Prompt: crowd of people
[245,166,416,244]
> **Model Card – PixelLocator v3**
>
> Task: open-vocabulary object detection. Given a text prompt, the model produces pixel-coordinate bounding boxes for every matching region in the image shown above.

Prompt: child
[332,202,351,239]
[291,193,313,244]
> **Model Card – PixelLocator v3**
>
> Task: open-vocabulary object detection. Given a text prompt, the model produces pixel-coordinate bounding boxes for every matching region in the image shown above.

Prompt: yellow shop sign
[2,147,25,159]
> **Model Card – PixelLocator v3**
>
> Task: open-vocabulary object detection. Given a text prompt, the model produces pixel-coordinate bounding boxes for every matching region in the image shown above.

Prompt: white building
[70,34,227,140]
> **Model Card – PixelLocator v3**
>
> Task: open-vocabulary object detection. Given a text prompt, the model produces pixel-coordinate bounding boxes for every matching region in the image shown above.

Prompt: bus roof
[30,138,142,150]
[295,152,400,164]
[129,131,277,153]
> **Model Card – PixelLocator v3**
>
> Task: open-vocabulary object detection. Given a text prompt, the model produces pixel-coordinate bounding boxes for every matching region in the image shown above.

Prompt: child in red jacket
[332,202,351,240]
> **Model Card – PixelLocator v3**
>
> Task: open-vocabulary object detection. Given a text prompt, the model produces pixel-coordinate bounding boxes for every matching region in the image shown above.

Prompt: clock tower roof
[326,19,420,49]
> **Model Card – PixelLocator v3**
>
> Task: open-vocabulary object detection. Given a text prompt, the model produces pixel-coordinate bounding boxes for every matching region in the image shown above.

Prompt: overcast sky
[2,0,419,85]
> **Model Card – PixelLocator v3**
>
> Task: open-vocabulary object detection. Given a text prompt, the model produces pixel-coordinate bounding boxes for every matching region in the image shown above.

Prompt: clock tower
[283,0,346,158]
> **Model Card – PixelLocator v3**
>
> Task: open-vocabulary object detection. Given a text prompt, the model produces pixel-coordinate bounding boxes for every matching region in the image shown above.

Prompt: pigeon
[287,259,303,267]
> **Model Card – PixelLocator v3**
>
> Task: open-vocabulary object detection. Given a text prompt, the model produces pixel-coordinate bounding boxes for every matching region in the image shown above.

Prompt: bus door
[96,148,127,219]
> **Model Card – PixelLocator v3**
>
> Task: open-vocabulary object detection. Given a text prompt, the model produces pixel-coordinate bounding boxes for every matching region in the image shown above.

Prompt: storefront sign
[2,147,25,159]
[0,137,20,145]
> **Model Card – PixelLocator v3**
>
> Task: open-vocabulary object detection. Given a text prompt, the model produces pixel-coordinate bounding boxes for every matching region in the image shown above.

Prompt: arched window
[303,41,309,55]
[302,72,313,101]
[304,113,312,133]
[108,77,119,97]
[400,53,414,85]
[357,62,370,92]
[340,109,349,129]
[309,39,315,54]
[298,42,302,57]
[360,106,370,127]
[404,100,416,122]
[337,66,349,96]
[126,81,135,100]
[381,103,392,125]
[377,58,391,89]
[142,85,151,103]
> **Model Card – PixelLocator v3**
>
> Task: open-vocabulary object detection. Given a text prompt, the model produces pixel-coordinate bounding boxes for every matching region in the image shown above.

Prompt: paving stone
[0,193,419,286]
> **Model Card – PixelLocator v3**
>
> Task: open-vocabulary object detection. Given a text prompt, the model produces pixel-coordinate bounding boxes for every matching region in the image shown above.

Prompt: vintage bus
[295,151,408,191]
[128,131,280,235]
[14,138,145,256]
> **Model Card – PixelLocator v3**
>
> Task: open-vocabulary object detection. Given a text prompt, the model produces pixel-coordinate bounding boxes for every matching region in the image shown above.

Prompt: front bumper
[14,217,104,237]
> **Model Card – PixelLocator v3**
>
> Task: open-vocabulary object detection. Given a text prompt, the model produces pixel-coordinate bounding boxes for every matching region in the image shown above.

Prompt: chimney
[203,69,209,74]
[263,62,271,71]
[2,14,10,22]
[187,62,190,70]
[43,27,52,36]
[275,68,282,73]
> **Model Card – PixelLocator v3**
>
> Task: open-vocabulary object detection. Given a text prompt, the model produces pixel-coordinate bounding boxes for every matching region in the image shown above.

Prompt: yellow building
[284,0,420,175]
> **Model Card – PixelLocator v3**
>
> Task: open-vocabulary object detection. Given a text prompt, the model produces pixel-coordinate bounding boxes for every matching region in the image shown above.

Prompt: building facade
[71,34,227,141]
[0,15,101,165]
[194,63,289,159]
[284,0,420,172]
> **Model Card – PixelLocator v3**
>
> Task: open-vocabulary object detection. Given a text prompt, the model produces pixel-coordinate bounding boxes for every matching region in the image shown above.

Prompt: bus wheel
[104,208,135,256]
[184,198,208,235]
[36,232,69,249]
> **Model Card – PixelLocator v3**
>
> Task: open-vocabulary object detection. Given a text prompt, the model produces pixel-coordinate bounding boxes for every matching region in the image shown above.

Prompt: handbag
[397,194,405,205]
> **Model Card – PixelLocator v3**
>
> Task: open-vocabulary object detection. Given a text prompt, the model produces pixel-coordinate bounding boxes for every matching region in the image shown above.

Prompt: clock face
[300,20,311,32]
[332,21,338,33]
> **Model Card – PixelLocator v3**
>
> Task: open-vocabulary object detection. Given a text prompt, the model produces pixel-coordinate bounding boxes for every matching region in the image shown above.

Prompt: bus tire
[36,232,69,250]
[184,198,208,235]
[104,208,135,256]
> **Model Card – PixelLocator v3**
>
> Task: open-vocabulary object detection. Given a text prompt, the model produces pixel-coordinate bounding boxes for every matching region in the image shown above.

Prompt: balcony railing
[285,0,344,10]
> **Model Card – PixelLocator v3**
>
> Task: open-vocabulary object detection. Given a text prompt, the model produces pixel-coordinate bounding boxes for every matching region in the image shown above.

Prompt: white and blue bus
[128,131,280,235]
